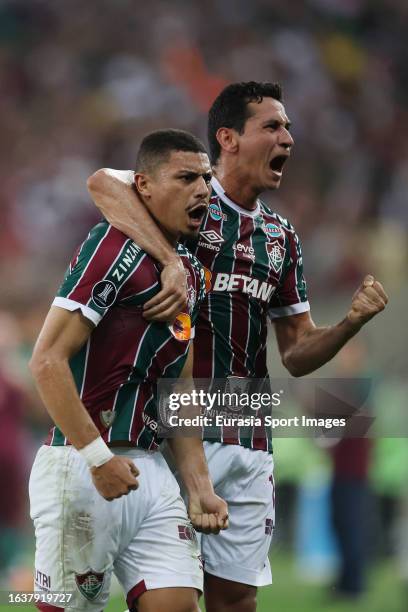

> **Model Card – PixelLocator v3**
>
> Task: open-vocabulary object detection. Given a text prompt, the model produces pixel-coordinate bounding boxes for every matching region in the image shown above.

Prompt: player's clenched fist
[347,275,388,328]
[188,491,229,535]
[91,456,139,501]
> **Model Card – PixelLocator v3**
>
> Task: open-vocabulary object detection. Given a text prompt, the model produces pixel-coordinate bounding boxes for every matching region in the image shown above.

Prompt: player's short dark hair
[136,128,208,173]
[207,81,283,164]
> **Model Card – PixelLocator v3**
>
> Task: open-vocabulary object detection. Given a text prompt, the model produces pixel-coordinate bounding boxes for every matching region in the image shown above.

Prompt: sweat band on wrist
[78,436,114,468]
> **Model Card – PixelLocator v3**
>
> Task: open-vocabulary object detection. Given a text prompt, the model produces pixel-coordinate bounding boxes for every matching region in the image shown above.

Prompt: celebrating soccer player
[29,129,228,612]
[87,82,388,612]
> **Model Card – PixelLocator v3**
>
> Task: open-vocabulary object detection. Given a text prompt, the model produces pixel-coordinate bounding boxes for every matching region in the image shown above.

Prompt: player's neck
[142,198,179,246]
[212,165,259,211]
[158,223,178,247]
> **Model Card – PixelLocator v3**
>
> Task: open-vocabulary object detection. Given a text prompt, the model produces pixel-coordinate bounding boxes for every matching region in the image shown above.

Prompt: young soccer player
[29,129,228,612]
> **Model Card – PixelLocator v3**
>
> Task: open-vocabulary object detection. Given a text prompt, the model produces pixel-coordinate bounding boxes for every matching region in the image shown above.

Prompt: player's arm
[29,306,139,500]
[273,275,388,377]
[166,345,229,534]
[87,169,187,322]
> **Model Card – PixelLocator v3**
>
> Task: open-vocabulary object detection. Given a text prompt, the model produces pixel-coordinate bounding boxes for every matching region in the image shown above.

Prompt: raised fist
[347,275,388,328]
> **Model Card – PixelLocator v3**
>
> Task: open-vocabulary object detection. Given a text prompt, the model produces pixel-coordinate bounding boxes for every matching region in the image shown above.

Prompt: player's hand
[188,491,229,535]
[91,456,139,501]
[347,275,388,329]
[143,257,188,323]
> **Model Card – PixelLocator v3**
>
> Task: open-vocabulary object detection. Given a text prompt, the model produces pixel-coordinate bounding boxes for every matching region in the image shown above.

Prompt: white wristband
[78,436,114,469]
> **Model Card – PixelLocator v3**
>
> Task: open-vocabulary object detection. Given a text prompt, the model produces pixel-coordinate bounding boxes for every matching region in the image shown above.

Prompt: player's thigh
[202,443,275,586]
[114,452,203,609]
[29,445,121,611]
[137,587,200,612]
[204,573,257,612]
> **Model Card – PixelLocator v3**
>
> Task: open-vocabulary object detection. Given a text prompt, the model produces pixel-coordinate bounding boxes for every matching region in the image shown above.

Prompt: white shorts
[202,442,275,587]
[29,445,203,611]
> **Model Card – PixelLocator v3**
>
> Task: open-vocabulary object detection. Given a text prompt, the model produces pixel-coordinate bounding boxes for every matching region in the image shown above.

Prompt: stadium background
[0,0,407,610]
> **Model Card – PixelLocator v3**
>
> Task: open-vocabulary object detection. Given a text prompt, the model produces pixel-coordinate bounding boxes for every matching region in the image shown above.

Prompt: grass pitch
[2,551,405,612]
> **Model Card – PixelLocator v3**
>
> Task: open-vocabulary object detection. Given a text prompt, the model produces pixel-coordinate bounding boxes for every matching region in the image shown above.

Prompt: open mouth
[269,155,289,174]
[187,203,207,225]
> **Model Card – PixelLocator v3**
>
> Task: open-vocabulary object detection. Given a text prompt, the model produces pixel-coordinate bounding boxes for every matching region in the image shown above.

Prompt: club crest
[75,570,105,601]
[100,409,116,428]
[225,376,249,413]
[266,240,286,274]
[178,523,198,543]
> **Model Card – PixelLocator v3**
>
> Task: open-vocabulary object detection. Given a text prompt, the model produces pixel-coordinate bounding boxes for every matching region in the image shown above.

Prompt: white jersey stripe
[79,338,91,399]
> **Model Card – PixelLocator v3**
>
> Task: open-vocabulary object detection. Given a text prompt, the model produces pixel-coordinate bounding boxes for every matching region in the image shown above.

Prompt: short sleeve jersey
[184,177,310,451]
[47,221,206,450]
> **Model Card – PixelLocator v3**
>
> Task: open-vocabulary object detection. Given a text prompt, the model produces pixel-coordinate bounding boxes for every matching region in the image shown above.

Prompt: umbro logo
[200,230,224,244]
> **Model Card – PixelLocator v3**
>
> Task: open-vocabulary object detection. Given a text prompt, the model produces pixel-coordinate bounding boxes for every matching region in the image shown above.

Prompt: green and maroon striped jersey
[46,221,206,450]
[185,177,310,451]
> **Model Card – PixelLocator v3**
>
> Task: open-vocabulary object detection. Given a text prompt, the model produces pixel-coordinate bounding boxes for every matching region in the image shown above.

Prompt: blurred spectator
[0,311,44,580]
[0,0,407,308]
[327,339,373,598]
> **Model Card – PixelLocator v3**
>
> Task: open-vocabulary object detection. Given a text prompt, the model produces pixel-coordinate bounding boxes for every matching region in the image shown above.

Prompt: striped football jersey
[185,177,310,451]
[46,221,206,450]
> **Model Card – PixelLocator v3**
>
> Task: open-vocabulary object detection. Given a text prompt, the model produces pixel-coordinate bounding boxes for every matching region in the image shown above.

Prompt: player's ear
[134,172,151,199]
[216,127,239,156]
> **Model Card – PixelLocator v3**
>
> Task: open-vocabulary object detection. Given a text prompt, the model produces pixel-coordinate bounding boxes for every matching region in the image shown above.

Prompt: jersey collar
[211,176,261,218]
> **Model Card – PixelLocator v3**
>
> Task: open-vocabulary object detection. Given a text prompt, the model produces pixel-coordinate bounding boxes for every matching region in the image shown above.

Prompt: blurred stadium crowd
[0,0,407,605]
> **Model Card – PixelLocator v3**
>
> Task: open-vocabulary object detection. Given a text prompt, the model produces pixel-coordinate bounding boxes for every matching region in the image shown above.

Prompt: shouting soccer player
[87,82,388,612]
[29,129,229,612]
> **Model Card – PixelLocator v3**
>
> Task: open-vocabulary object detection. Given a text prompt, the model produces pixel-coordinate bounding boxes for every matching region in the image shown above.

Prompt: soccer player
[87,82,388,612]
[29,129,229,612]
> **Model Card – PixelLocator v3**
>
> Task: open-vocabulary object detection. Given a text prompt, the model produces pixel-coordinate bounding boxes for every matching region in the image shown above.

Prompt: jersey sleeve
[268,226,310,320]
[53,222,143,325]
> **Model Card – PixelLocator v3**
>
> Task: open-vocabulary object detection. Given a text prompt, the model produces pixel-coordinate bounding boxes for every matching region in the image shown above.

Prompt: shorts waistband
[111,447,158,459]
[42,444,157,460]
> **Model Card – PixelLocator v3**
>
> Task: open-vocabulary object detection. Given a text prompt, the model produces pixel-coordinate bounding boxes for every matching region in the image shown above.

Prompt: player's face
[143,151,211,240]
[237,98,294,191]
